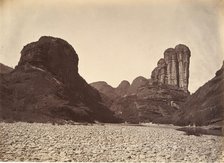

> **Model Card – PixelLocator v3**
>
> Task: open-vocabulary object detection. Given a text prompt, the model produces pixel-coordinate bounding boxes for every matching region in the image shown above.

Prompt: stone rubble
[0,122,223,162]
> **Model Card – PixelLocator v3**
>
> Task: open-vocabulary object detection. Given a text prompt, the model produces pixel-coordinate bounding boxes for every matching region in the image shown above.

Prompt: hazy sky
[0,0,224,93]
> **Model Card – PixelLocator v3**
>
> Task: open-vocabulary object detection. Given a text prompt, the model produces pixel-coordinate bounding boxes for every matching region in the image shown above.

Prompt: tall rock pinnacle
[151,44,190,92]
[175,44,191,91]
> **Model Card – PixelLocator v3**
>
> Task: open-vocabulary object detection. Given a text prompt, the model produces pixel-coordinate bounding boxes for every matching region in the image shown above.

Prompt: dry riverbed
[0,122,223,162]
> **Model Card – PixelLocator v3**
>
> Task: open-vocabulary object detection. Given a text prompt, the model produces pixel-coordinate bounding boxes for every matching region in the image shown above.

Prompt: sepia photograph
[0,0,224,162]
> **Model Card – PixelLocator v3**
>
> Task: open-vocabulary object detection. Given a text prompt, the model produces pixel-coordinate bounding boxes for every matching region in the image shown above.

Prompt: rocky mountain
[174,61,224,126]
[91,44,190,123]
[127,76,149,95]
[0,36,120,123]
[90,80,131,107]
[90,81,118,100]
[90,81,118,107]
[90,80,131,99]
[0,63,13,74]
[115,80,130,96]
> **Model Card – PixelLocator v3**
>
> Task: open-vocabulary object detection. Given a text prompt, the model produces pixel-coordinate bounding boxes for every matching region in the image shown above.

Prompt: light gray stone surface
[0,122,223,162]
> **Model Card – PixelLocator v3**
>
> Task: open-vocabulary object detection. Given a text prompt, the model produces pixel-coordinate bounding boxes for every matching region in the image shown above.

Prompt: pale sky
[0,0,224,93]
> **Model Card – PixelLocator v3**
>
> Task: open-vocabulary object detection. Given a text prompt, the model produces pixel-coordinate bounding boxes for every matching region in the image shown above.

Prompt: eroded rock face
[151,44,190,92]
[151,59,167,84]
[18,36,79,89]
[175,44,191,91]
[0,36,120,123]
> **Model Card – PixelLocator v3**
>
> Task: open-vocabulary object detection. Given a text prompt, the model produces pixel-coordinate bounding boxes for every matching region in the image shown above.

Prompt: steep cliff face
[0,63,13,74]
[175,45,191,91]
[0,36,120,123]
[175,61,224,126]
[151,44,190,92]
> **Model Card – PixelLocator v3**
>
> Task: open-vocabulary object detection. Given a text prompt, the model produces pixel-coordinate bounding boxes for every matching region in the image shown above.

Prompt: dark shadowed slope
[0,36,120,123]
[175,61,224,126]
[0,63,13,74]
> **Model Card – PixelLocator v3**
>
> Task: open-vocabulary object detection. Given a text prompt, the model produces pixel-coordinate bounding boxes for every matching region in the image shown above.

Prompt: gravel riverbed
[0,122,223,162]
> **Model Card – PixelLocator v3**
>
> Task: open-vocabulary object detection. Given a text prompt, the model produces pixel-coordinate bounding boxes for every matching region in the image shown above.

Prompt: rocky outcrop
[110,83,189,123]
[0,36,120,123]
[174,61,224,126]
[151,44,190,92]
[91,44,190,124]
[92,74,189,124]
[0,63,13,74]
[151,59,167,84]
